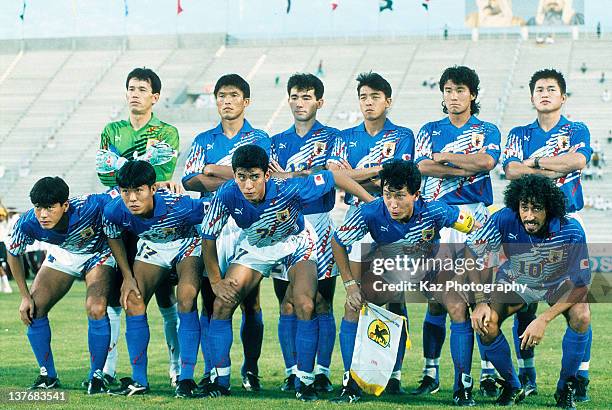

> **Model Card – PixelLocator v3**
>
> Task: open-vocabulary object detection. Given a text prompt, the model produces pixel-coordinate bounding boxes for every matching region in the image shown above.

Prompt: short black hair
[214,74,250,98]
[379,160,421,195]
[126,67,161,94]
[30,177,69,207]
[232,145,269,173]
[116,160,156,189]
[504,175,567,220]
[287,73,324,100]
[529,68,567,95]
[439,65,480,115]
[356,72,392,98]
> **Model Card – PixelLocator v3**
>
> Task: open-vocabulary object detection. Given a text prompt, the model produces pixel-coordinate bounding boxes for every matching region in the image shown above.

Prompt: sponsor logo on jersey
[471,133,484,149]
[548,249,564,263]
[383,142,396,158]
[557,135,570,150]
[314,141,326,156]
[276,209,290,222]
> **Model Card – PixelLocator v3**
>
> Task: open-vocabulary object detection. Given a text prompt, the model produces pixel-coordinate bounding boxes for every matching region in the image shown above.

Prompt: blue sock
[317,312,336,370]
[450,321,474,392]
[199,313,212,376]
[577,326,592,380]
[423,311,446,382]
[557,326,589,391]
[27,317,57,378]
[178,311,200,381]
[393,321,407,372]
[339,319,358,372]
[126,315,150,386]
[278,314,297,372]
[209,318,232,388]
[87,317,110,379]
[296,318,319,385]
[477,332,520,389]
[513,311,536,383]
[241,310,263,376]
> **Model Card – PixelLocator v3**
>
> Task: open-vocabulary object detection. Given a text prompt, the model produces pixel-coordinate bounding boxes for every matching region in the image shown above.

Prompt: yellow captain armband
[451,210,475,233]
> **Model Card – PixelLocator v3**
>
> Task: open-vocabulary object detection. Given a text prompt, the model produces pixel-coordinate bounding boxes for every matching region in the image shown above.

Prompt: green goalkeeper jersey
[98,114,179,187]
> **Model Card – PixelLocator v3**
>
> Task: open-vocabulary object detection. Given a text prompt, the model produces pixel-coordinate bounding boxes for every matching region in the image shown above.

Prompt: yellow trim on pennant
[350,369,386,396]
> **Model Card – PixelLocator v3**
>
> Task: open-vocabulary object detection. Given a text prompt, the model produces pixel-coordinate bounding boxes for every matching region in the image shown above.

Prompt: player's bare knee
[212,296,235,319]
[569,303,591,333]
[315,296,331,315]
[126,293,146,316]
[446,303,467,322]
[294,295,314,320]
[86,298,108,320]
[280,300,294,316]
[177,298,196,313]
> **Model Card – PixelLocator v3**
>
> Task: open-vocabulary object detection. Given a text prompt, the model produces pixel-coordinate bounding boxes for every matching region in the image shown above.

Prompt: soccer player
[201,144,374,401]
[327,72,415,394]
[7,177,115,394]
[468,175,591,409]
[502,68,592,400]
[103,161,206,397]
[268,73,340,393]
[182,74,270,391]
[329,160,480,404]
[97,67,182,386]
[413,65,501,401]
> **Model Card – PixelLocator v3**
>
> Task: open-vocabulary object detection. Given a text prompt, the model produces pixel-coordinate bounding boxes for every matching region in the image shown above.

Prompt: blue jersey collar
[528,115,569,131]
[440,115,480,127]
[286,120,323,137]
[357,118,395,134]
[212,119,254,137]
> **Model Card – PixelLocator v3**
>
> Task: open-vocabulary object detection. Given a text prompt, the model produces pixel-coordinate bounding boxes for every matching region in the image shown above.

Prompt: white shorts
[42,245,116,278]
[232,221,318,278]
[344,205,376,263]
[135,237,202,270]
[211,218,242,277]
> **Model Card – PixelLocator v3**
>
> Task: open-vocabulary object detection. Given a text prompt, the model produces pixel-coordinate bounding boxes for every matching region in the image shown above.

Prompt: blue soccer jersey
[466,208,590,289]
[271,120,340,214]
[502,116,592,212]
[328,119,415,206]
[103,189,206,242]
[182,120,271,198]
[415,116,501,206]
[8,194,113,256]
[202,171,336,247]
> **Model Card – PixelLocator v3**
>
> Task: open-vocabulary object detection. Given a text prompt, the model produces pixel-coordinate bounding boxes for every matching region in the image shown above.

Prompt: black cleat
[197,374,211,392]
[411,375,440,395]
[518,373,538,397]
[454,374,476,406]
[330,378,361,404]
[203,381,231,398]
[384,377,405,395]
[175,379,199,398]
[296,381,318,402]
[108,377,149,396]
[280,374,297,392]
[241,371,261,392]
[555,378,577,410]
[575,375,590,402]
[314,373,334,393]
[480,375,499,398]
[494,379,525,406]
[29,374,60,390]
[87,372,108,395]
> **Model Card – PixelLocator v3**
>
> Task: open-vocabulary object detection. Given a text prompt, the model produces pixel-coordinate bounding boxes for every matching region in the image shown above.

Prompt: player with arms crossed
[201,144,374,401]
[467,175,591,409]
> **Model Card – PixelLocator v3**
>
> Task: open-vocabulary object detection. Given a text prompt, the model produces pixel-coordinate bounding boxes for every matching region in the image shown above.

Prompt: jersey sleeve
[98,124,118,187]
[334,205,369,248]
[483,123,502,164]
[466,208,506,258]
[182,134,207,186]
[566,226,591,287]
[102,200,125,239]
[569,122,593,164]
[394,127,416,161]
[182,197,208,227]
[201,190,231,240]
[502,127,525,168]
[296,171,336,203]
[434,202,462,229]
[414,124,433,165]
[7,214,35,256]
[154,125,179,183]
[327,132,348,165]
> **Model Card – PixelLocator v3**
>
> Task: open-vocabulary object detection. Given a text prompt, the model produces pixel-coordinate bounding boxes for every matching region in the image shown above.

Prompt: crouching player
[330,160,481,405]
[103,161,207,397]
[467,175,591,409]
[201,144,374,401]
[7,177,116,394]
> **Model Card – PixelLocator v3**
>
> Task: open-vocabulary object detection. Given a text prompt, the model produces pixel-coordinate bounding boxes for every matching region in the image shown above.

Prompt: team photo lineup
[4,60,597,410]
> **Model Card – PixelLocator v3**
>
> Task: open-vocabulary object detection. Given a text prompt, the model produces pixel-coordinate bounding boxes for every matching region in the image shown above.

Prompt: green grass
[0,280,609,409]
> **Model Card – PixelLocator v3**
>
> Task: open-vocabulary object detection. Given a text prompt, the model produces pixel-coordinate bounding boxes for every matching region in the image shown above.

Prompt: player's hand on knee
[471,303,491,336]
[520,317,546,350]
[346,284,363,311]
[19,295,35,325]
[120,276,142,310]
[211,278,239,305]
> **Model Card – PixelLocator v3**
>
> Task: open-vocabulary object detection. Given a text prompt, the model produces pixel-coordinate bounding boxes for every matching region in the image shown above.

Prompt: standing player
[103,161,206,397]
[182,74,270,391]
[330,160,481,404]
[468,175,591,409]
[327,72,415,394]
[7,177,115,394]
[201,145,374,401]
[502,68,592,400]
[268,73,339,393]
[97,67,182,386]
[413,65,501,401]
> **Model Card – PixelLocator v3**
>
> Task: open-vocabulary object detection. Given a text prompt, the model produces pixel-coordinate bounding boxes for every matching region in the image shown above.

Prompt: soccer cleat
[197,374,211,391]
[296,381,318,402]
[241,371,261,392]
[87,371,108,395]
[108,377,149,396]
[330,378,361,404]
[411,375,440,395]
[280,374,297,392]
[29,375,59,390]
[175,379,199,398]
[494,379,525,406]
[82,372,116,389]
[169,369,179,388]
[314,373,334,393]
[202,381,231,398]
[555,378,577,410]
[384,377,405,395]
[518,373,538,397]
[480,375,499,398]
[454,374,476,407]
[575,375,590,402]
